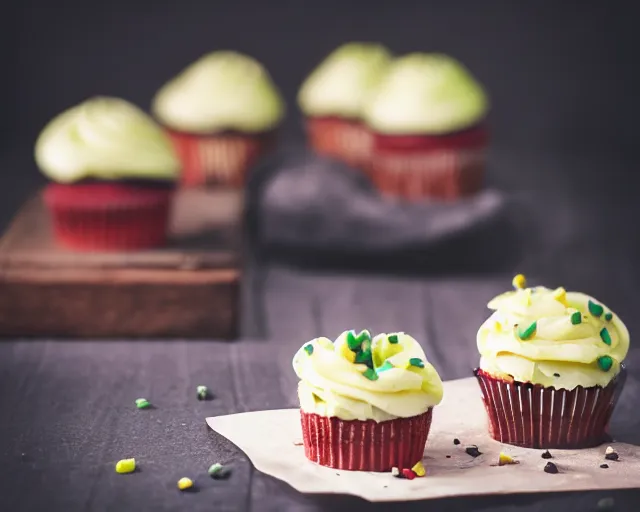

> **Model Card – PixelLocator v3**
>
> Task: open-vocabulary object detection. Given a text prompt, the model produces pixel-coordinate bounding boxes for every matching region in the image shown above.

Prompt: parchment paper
[206,378,640,502]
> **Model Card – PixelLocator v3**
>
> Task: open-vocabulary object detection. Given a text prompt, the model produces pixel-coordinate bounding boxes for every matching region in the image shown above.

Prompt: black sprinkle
[465,445,482,458]
[544,462,559,474]
[553,373,560,377]
[446,455,451,458]
[541,450,553,459]
[453,438,461,445]
[600,464,609,469]
[336,473,340,476]
[605,452,619,461]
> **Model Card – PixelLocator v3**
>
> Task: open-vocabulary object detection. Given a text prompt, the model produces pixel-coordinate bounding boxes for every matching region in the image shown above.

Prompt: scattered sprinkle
[541,450,553,459]
[552,287,568,305]
[498,452,519,466]
[338,342,356,363]
[401,468,416,480]
[208,463,232,479]
[570,311,582,325]
[597,497,615,510]
[196,385,209,401]
[512,274,527,289]
[346,330,371,351]
[446,455,451,458]
[115,458,136,474]
[598,356,613,372]
[135,398,151,409]
[391,467,400,477]
[355,347,373,368]
[177,477,193,490]
[362,368,378,381]
[553,373,561,378]
[588,300,604,317]
[377,361,394,373]
[543,462,559,474]
[408,358,424,369]
[388,334,399,344]
[411,461,426,477]
[605,446,615,455]
[604,312,613,321]
[517,321,537,340]
[465,445,482,458]
[600,464,609,469]
[304,344,314,355]
[600,328,612,346]
[493,321,502,332]
[453,438,461,445]
[605,452,619,461]
[292,440,303,446]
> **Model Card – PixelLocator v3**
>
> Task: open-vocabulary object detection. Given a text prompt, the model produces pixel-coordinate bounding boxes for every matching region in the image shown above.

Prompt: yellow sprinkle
[411,461,426,477]
[552,287,568,306]
[512,274,526,289]
[498,452,518,466]
[493,321,502,332]
[177,477,193,490]
[338,342,356,363]
[115,458,136,474]
[523,288,532,306]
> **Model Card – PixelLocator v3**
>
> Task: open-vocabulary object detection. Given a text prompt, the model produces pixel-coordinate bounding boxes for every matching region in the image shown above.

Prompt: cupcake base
[44,182,173,251]
[300,409,432,471]
[166,129,276,188]
[368,124,488,201]
[475,368,626,449]
[305,116,372,168]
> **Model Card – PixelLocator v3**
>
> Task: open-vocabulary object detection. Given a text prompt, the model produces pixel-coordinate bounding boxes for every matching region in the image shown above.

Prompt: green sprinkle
[377,361,394,373]
[208,463,231,479]
[588,300,604,317]
[304,343,314,355]
[517,321,537,340]
[600,328,612,345]
[355,348,373,368]
[197,385,208,400]
[362,368,379,380]
[135,398,151,409]
[346,329,371,350]
[597,356,613,372]
[570,312,582,325]
[604,312,613,321]
[409,357,424,369]
[388,334,399,344]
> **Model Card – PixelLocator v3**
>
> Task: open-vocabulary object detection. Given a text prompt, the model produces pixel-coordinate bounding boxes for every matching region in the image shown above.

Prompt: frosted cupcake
[475,275,629,449]
[153,51,284,188]
[35,97,179,251]
[298,43,391,167]
[293,329,443,471]
[364,53,488,201]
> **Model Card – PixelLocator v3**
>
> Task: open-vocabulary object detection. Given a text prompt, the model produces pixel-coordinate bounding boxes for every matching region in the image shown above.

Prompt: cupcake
[292,329,443,471]
[475,275,629,449]
[364,53,489,201]
[297,43,391,168]
[152,51,284,188]
[35,97,179,251]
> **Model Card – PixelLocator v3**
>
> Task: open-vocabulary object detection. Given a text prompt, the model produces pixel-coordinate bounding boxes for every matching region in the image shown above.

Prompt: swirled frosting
[363,53,488,135]
[35,97,179,183]
[477,277,630,390]
[297,42,392,119]
[152,51,285,134]
[292,330,443,422]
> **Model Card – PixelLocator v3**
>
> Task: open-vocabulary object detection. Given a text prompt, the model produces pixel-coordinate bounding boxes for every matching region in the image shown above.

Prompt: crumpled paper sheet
[206,378,640,502]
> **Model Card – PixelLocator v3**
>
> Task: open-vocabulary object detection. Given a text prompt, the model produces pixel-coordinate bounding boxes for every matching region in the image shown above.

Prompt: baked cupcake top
[152,51,284,134]
[292,330,443,422]
[297,42,392,119]
[363,53,488,135]
[477,275,629,390]
[35,97,179,183]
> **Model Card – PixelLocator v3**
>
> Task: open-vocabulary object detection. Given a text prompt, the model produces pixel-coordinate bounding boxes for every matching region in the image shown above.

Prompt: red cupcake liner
[368,124,488,201]
[44,183,173,251]
[305,116,373,168]
[475,368,626,449]
[300,409,432,471]
[166,129,276,188]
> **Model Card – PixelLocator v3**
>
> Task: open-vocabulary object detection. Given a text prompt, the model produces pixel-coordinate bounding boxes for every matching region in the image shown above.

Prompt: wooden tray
[0,188,243,339]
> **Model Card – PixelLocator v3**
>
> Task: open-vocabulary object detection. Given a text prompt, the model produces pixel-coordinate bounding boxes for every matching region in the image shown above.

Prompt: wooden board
[0,188,243,339]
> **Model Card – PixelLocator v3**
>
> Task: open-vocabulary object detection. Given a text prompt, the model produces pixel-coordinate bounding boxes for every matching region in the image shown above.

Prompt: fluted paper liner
[206,378,640,502]
[306,117,373,167]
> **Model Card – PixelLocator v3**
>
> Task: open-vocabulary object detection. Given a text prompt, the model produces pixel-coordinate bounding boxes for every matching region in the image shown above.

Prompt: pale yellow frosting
[35,97,179,183]
[297,42,392,119]
[292,330,443,421]
[477,281,629,390]
[364,52,488,135]
[152,51,285,134]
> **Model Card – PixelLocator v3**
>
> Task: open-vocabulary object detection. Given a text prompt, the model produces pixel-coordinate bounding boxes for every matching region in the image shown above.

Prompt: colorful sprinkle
[604,447,619,461]
[605,312,613,321]
[453,438,461,445]
[512,274,527,289]
[391,467,401,477]
[362,368,378,381]
[401,468,416,480]
[177,477,193,490]
[411,461,426,477]
[465,446,482,458]
[498,452,518,466]
[388,334,399,344]
[598,356,613,372]
[346,330,371,351]
[135,398,151,409]
[377,361,394,373]
[517,321,537,340]
[304,344,314,355]
[600,328,612,346]
[408,358,424,369]
[541,450,553,459]
[355,348,373,368]
[588,300,604,317]
[115,458,136,474]
[570,311,582,325]
[552,287,568,306]
[338,342,356,363]
[605,446,615,455]
[208,463,231,479]
[493,321,502,332]
[544,462,559,474]
[196,385,209,401]
[600,464,609,469]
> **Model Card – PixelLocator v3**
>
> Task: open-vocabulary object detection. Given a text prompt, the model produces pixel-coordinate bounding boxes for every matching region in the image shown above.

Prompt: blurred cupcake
[298,43,391,167]
[475,275,629,449]
[293,329,443,471]
[35,96,179,251]
[153,51,284,188]
[364,53,489,201]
